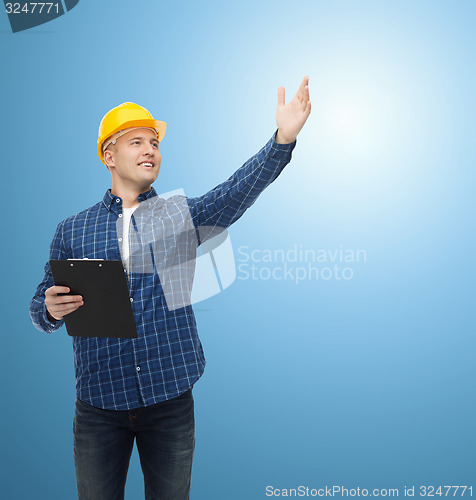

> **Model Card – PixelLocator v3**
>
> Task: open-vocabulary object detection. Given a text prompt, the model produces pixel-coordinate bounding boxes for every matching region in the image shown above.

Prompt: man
[29,76,311,500]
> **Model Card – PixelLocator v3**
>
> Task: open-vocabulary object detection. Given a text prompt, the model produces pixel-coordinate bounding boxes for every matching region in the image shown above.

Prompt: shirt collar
[102,186,158,212]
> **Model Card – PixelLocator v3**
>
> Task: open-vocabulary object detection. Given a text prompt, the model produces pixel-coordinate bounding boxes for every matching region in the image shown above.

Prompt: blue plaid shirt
[29,130,296,410]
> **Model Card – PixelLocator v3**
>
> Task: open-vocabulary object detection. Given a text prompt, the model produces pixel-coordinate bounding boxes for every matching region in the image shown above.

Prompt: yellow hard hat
[97,102,167,165]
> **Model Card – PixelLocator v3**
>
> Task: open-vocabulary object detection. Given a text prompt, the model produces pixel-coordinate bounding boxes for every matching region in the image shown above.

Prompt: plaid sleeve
[29,220,68,333]
[188,129,296,231]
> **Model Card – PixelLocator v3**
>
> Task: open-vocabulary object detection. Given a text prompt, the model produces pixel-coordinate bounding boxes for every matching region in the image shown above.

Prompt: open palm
[276,76,311,143]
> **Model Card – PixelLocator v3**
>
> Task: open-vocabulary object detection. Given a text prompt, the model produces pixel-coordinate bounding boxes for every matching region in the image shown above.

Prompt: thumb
[277,86,285,107]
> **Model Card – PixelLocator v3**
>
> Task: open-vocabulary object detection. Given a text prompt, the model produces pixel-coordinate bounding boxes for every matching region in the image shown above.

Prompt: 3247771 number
[420,486,473,497]
[5,3,60,14]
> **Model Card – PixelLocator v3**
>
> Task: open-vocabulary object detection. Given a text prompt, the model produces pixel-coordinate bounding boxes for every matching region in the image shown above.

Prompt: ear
[104,149,115,170]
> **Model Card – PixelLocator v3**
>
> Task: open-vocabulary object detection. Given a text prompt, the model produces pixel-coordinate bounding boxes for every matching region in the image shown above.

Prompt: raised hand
[275,75,311,144]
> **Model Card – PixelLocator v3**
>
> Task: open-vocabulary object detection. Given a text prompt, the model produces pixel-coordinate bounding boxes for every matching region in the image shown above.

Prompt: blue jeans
[73,388,195,500]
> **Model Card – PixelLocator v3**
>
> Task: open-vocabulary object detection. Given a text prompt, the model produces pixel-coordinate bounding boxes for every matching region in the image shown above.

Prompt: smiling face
[103,127,162,194]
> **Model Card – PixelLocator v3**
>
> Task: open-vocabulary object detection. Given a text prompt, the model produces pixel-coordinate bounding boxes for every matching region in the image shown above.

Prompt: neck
[110,183,152,208]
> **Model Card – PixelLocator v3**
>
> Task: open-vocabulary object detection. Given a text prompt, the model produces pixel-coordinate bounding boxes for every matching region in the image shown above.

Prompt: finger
[301,76,310,102]
[51,301,84,317]
[277,86,285,107]
[46,286,70,296]
[47,294,82,307]
[295,75,309,101]
[304,100,311,119]
[56,294,83,305]
[62,302,84,313]
[301,85,310,110]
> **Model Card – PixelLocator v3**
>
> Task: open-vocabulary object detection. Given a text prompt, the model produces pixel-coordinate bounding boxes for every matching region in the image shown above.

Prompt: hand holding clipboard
[48,259,138,338]
[45,285,84,322]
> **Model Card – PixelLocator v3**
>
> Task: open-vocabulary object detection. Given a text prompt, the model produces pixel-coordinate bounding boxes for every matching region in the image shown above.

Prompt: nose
[141,141,157,156]
[144,145,154,156]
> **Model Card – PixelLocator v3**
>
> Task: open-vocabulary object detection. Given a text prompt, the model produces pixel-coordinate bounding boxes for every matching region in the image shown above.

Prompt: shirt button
[118,214,123,218]
[130,297,133,302]
[118,238,122,242]
[136,366,141,371]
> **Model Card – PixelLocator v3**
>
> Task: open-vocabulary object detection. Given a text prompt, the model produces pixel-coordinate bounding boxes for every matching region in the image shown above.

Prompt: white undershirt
[122,203,140,272]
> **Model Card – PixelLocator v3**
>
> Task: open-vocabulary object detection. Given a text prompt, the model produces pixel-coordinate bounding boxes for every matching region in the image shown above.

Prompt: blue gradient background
[1,1,475,498]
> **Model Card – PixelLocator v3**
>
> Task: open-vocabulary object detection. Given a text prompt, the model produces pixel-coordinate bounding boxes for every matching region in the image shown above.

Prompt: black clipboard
[49,259,138,338]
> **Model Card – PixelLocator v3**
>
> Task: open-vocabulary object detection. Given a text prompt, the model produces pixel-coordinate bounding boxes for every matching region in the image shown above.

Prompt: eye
[132,141,140,145]
[152,143,159,148]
